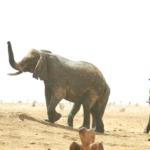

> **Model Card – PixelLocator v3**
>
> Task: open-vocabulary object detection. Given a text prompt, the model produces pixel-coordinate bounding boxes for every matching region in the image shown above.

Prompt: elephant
[7,41,110,133]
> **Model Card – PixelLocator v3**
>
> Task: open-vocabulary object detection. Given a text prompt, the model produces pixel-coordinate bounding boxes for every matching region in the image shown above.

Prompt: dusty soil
[0,103,150,150]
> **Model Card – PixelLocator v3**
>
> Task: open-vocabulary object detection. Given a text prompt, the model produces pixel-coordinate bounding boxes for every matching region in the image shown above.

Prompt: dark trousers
[145,115,150,133]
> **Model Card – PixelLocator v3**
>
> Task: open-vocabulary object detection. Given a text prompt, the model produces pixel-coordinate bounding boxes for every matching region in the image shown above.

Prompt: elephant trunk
[7,41,22,75]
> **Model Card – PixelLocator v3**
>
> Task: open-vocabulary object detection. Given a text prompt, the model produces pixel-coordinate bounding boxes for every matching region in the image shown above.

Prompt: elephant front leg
[45,85,61,122]
[67,102,81,127]
[47,97,61,123]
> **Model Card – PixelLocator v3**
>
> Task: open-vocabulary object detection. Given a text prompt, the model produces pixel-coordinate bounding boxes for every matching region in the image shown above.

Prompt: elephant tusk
[8,71,23,76]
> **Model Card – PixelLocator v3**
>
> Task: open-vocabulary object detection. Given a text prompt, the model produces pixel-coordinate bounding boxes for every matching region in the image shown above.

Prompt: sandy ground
[0,103,150,150]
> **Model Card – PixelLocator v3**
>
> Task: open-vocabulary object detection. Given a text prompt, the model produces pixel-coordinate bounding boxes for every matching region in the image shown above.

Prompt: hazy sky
[0,0,150,104]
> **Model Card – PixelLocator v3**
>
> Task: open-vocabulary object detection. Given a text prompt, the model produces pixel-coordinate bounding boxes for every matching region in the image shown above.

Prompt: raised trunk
[7,41,20,70]
[7,41,22,75]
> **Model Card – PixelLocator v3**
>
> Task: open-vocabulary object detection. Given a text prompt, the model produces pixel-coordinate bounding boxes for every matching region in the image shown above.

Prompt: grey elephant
[7,41,110,133]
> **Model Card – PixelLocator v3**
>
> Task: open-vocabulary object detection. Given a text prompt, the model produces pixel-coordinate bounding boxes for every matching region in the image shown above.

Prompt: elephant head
[7,41,61,122]
[7,41,50,80]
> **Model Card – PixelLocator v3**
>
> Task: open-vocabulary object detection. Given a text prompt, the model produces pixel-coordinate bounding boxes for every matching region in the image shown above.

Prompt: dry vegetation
[0,103,150,150]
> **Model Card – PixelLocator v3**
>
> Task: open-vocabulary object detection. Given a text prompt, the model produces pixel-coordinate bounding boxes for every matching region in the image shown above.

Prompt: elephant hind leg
[99,85,110,118]
[90,86,110,133]
[92,99,109,133]
[81,90,101,129]
[91,110,96,129]
[67,102,81,127]
[91,104,104,133]
[81,103,91,129]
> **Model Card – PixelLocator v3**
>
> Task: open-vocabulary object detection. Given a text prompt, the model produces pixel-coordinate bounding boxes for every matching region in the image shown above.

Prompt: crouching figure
[70,127,104,150]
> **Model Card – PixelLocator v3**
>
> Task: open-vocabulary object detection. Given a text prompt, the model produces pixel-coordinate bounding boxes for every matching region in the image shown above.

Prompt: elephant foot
[95,120,105,133]
[47,112,62,123]
[95,127,104,133]
[44,119,49,122]
[54,112,61,121]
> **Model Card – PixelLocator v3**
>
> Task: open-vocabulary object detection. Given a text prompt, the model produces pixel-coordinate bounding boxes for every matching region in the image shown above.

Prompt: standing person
[144,79,150,133]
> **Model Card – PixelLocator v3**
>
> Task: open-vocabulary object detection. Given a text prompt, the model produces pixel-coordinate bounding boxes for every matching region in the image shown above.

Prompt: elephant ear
[33,54,49,81]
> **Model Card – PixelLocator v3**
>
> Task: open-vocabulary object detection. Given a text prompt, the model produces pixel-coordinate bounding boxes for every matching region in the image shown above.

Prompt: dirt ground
[0,103,150,150]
